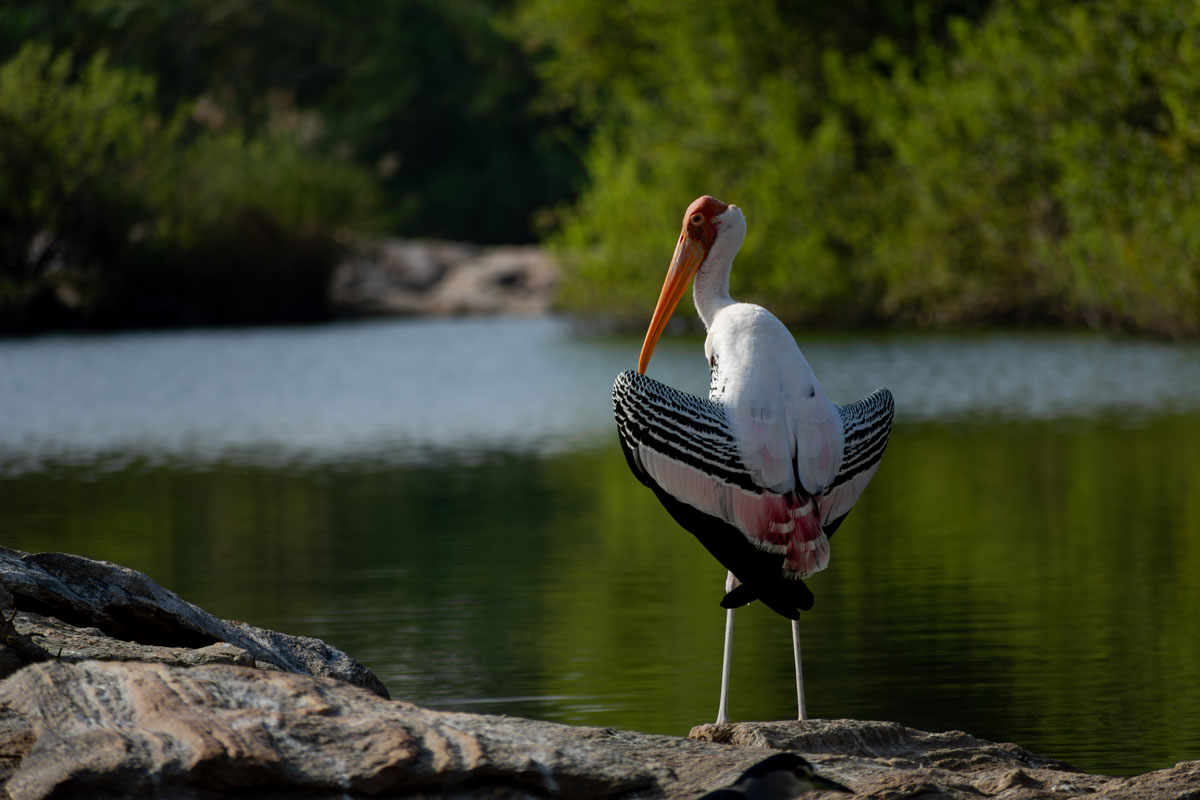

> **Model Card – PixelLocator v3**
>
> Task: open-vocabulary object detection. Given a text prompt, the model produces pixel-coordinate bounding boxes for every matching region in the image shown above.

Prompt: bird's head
[732,753,854,797]
[637,195,745,374]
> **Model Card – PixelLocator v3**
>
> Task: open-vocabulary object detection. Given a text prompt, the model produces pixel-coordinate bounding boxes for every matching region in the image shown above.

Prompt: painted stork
[611,196,893,723]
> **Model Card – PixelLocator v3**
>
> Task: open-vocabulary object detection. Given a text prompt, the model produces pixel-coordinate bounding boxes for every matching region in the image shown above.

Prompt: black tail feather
[721,584,757,609]
[722,579,813,618]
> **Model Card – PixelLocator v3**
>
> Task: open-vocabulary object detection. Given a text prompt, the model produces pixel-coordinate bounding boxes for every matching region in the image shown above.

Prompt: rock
[0,660,770,800]
[1,548,1198,799]
[0,662,1196,800]
[0,547,386,697]
[690,721,1200,799]
[427,245,557,315]
[0,705,34,789]
[331,239,556,317]
[5,611,258,669]
[688,718,1075,770]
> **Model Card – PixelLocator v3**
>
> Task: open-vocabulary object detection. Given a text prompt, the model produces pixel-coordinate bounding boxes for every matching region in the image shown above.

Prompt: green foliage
[0,43,162,326]
[0,43,378,330]
[841,0,1200,334]
[533,0,1200,336]
[149,123,377,249]
[0,0,584,244]
[523,0,895,326]
[3,0,1196,334]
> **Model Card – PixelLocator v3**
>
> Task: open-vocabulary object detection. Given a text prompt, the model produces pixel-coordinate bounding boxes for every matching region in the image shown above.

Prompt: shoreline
[1,546,1196,798]
[7,235,1197,340]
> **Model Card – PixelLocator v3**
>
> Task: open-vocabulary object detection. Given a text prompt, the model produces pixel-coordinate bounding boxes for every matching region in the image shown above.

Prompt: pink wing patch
[629,417,832,581]
[728,490,829,578]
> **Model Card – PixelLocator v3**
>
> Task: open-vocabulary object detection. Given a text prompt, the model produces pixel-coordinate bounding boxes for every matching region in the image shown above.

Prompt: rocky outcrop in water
[331,239,557,317]
[0,547,385,697]
[0,547,1197,799]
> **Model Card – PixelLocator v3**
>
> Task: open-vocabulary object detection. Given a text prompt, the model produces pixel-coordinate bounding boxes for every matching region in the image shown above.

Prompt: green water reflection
[3,411,1198,776]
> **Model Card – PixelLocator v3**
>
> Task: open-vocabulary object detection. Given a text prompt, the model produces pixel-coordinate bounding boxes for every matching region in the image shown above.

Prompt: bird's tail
[721,578,814,618]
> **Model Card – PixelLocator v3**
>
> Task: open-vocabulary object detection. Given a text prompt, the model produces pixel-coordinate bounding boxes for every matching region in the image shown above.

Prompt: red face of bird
[637,195,730,374]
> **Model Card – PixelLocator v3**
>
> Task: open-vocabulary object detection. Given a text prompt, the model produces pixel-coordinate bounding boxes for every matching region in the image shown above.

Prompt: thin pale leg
[716,571,736,724]
[792,619,807,721]
[717,607,735,724]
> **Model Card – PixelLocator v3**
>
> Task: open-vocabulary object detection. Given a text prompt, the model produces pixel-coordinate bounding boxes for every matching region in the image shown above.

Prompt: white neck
[693,206,745,329]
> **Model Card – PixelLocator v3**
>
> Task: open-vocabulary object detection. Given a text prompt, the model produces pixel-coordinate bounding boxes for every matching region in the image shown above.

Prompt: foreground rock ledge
[0,549,1196,798]
[0,661,1196,800]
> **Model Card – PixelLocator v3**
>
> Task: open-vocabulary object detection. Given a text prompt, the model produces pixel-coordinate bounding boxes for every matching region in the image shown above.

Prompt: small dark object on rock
[698,752,853,799]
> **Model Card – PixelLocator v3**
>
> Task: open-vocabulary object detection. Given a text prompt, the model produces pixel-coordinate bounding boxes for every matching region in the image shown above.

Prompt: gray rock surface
[0,660,744,799]
[1,660,1196,799]
[690,720,1200,799]
[0,548,1196,799]
[0,546,386,697]
[331,239,556,317]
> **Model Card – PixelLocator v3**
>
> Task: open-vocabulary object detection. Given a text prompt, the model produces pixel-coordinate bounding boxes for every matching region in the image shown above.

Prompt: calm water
[2,316,1199,776]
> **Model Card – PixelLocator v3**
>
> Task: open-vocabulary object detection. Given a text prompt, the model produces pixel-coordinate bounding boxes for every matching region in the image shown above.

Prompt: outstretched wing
[613,370,824,617]
[819,388,895,536]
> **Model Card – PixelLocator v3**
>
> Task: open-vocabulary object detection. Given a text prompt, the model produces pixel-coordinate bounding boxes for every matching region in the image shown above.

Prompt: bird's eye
[690,213,703,225]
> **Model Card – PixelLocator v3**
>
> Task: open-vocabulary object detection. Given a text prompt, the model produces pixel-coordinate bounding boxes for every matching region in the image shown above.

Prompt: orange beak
[637,233,707,374]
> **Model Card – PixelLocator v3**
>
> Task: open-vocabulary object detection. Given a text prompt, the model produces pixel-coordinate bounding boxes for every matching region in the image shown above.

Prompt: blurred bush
[2,0,1196,335]
[0,43,375,330]
[840,0,1200,335]
[0,0,583,244]
[0,0,583,331]
[528,0,1199,337]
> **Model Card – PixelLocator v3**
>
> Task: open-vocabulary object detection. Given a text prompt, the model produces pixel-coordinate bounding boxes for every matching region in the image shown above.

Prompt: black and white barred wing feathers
[614,370,812,616]
[820,388,895,534]
[613,370,893,586]
[614,370,831,583]
[614,369,754,502]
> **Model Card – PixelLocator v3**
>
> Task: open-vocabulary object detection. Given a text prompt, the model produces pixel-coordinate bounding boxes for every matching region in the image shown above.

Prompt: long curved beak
[637,234,706,374]
[809,774,854,794]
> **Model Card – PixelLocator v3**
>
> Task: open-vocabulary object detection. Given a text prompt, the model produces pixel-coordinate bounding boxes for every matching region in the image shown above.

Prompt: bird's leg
[717,608,735,724]
[716,571,736,724]
[792,619,807,721]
